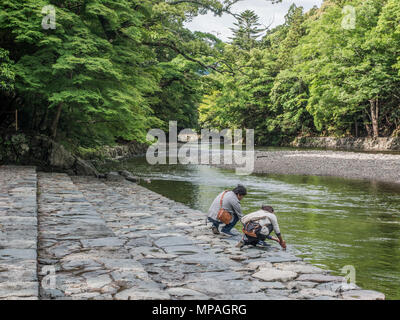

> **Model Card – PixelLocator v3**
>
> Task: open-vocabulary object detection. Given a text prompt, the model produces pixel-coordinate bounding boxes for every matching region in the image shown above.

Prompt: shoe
[211,226,220,235]
[235,240,244,249]
[221,230,235,236]
[257,240,270,247]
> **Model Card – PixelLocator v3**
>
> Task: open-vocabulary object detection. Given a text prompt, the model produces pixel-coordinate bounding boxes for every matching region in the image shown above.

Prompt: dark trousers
[243,233,267,246]
[208,214,239,232]
[243,224,273,246]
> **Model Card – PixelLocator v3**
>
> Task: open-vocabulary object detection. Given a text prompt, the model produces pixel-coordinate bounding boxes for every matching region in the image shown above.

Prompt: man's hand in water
[270,237,286,250]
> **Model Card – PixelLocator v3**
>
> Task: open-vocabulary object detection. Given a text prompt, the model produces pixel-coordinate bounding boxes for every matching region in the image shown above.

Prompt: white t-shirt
[241,209,281,235]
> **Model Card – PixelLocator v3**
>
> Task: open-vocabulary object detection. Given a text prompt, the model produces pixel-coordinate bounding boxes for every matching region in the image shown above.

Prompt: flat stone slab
[274,262,326,274]
[166,287,209,299]
[176,253,241,268]
[83,273,113,290]
[115,288,170,300]
[163,245,204,255]
[290,288,339,299]
[148,233,182,240]
[185,271,244,283]
[229,255,248,261]
[0,249,37,261]
[296,274,344,283]
[81,237,125,248]
[252,268,298,282]
[48,241,82,258]
[61,257,102,271]
[257,281,287,290]
[168,263,227,274]
[186,279,264,296]
[154,236,196,248]
[247,261,273,270]
[287,281,319,290]
[341,290,385,300]
[101,258,145,271]
[263,256,303,263]
[0,281,38,299]
[139,258,169,265]
[316,281,359,292]
[221,293,274,300]
[142,252,178,259]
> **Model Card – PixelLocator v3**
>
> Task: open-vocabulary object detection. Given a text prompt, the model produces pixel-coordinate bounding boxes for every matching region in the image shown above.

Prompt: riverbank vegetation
[199,0,400,145]
[1,0,399,152]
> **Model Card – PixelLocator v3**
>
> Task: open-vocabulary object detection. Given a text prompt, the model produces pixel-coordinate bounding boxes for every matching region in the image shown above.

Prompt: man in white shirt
[236,205,286,250]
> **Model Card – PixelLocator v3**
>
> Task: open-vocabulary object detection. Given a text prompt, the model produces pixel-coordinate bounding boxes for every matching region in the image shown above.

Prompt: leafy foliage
[229,10,266,50]
[1,0,399,150]
[0,0,237,147]
[199,0,400,144]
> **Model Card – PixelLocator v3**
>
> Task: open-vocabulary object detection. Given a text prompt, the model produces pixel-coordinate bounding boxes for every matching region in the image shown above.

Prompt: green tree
[201,0,400,144]
[229,10,265,50]
[151,56,205,131]
[296,0,400,137]
[1,0,161,147]
[0,48,16,129]
[0,48,14,93]
[371,0,400,136]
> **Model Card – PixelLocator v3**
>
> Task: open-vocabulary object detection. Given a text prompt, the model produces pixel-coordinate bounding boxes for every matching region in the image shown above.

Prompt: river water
[103,150,400,299]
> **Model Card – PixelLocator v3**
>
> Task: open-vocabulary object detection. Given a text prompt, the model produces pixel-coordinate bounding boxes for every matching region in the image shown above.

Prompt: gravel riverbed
[214,150,400,185]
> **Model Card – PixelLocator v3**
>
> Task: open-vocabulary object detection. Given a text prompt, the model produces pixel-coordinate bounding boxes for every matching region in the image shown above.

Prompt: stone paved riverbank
[0,165,386,300]
[0,166,38,300]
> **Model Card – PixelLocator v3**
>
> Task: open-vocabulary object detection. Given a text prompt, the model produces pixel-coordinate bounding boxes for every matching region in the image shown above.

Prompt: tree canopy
[1,0,399,150]
[199,0,400,144]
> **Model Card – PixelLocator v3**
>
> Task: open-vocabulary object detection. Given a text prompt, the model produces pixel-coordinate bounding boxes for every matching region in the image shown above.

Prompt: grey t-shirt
[208,190,243,222]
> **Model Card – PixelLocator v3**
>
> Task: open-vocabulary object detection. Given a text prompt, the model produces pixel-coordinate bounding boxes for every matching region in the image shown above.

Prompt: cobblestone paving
[0,166,38,300]
[37,172,166,300]
[0,166,386,300]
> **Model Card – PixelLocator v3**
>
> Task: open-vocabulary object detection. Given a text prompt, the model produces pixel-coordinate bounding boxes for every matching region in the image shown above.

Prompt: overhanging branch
[143,40,235,75]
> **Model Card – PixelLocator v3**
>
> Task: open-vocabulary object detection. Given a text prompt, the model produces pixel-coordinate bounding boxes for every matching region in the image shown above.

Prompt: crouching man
[236,205,286,250]
[207,185,247,236]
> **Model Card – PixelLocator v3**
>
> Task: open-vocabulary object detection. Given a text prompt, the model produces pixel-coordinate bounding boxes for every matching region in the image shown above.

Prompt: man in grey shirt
[207,185,247,236]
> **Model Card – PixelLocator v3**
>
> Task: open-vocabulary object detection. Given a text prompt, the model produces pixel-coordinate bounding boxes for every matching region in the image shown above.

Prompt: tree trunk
[370,98,379,138]
[355,118,358,137]
[31,104,37,130]
[50,103,63,139]
[39,107,49,132]
[363,112,372,137]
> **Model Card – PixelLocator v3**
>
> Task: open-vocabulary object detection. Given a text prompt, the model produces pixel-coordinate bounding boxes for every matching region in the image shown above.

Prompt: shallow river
[104,153,400,299]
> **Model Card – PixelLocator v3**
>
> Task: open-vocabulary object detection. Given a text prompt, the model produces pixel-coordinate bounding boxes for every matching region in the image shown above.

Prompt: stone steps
[0,166,39,300]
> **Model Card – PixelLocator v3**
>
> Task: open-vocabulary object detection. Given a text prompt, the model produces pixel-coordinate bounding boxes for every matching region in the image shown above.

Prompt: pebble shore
[0,165,386,300]
[215,150,400,185]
